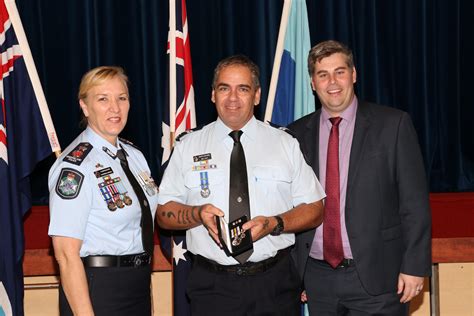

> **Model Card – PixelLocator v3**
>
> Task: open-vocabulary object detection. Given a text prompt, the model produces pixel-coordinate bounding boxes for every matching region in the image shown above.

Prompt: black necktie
[116,148,154,256]
[229,130,253,263]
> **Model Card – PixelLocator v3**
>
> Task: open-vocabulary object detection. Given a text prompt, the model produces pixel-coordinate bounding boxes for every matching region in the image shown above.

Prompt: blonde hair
[78,66,129,127]
[78,66,129,101]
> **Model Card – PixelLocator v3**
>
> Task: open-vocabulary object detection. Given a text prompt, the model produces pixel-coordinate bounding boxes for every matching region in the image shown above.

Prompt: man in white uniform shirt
[157,55,325,316]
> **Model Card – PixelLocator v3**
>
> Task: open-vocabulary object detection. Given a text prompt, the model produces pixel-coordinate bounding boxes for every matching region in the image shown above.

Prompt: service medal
[99,181,117,211]
[113,177,133,206]
[116,198,125,208]
[123,194,133,206]
[138,172,157,196]
[199,171,211,198]
[107,200,117,211]
[201,188,210,198]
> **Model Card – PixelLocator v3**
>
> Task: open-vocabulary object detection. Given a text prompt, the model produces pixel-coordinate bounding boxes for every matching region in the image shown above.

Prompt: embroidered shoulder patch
[55,168,84,199]
[63,142,93,165]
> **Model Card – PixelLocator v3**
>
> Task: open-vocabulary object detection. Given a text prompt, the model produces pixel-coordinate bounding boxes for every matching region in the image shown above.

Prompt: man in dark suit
[289,40,432,315]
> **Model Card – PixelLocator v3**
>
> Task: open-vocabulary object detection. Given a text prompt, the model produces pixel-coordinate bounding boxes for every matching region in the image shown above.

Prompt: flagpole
[169,0,177,149]
[4,0,61,157]
[264,0,292,123]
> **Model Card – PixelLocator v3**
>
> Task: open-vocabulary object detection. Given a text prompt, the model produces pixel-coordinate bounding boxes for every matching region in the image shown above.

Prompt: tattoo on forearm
[175,209,195,225]
[190,206,198,223]
[162,211,176,219]
[185,209,192,224]
[263,218,270,230]
[161,205,203,226]
[197,205,207,228]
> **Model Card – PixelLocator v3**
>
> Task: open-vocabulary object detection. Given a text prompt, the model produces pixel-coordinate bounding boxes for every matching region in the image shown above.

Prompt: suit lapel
[347,102,371,197]
[304,111,321,177]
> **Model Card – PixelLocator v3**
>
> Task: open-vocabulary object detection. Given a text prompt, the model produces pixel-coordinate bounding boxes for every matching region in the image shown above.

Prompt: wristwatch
[270,216,284,236]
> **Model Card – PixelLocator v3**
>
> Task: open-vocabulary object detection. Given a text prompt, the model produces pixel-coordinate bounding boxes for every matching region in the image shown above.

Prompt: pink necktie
[323,117,344,268]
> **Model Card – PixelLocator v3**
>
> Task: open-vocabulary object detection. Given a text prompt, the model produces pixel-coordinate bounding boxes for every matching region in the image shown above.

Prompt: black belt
[194,248,290,276]
[82,253,151,268]
[311,257,355,268]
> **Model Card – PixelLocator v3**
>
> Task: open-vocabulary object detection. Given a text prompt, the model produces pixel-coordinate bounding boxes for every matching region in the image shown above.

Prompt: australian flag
[160,0,195,315]
[0,1,58,315]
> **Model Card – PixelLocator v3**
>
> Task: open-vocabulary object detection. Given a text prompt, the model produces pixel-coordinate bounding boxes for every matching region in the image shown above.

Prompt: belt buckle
[236,267,247,276]
[339,259,353,268]
[133,253,150,267]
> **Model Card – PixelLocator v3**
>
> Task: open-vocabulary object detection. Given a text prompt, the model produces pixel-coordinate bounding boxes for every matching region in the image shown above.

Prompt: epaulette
[63,142,93,166]
[175,125,204,142]
[267,121,296,138]
[268,122,310,164]
[119,137,140,150]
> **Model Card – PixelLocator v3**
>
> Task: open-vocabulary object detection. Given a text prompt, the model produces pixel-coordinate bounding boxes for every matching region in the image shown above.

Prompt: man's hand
[242,215,276,242]
[398,273,424,303]
[300,290,308,303]
[198,204,224,246]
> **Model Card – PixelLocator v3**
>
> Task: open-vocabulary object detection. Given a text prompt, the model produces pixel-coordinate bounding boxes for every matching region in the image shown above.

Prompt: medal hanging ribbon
[114,177,133,206]
[99,182,117,211]
[200,171,210,198]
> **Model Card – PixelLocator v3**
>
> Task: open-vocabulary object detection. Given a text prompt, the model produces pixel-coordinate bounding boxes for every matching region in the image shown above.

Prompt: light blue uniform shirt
[48,127,159,257]
[159,117,325,265]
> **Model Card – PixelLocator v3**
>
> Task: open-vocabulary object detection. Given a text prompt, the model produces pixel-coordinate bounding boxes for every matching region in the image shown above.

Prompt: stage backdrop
[16,0,474,198]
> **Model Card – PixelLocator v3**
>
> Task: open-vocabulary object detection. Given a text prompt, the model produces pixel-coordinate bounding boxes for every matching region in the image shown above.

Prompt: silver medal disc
[201,188,210,198]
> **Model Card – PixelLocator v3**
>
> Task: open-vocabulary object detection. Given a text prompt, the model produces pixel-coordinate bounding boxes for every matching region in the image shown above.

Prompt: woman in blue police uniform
[48,66,158,316]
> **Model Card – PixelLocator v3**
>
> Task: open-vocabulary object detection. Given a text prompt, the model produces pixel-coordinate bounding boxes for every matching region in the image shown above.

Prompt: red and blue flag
[160,1,195,315]
[0,1,58,315]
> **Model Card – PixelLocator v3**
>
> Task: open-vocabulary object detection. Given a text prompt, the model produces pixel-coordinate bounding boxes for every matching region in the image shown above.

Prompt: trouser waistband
[310,257,355,268]
[81,252,151,268]
[194,247,290,276]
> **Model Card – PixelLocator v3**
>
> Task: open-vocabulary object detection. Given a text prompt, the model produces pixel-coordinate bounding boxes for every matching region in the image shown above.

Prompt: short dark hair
[212,55,260,89]
[307,40,354,76]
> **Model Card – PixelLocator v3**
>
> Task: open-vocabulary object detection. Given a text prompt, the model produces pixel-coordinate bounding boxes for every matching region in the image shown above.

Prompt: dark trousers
[304,258,408,316]
[187,253,301,316]
[59,265,151,316]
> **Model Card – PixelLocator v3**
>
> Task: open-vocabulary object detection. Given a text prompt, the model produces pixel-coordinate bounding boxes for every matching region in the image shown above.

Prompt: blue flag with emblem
[0,1,59,315]
[264,0,314,126]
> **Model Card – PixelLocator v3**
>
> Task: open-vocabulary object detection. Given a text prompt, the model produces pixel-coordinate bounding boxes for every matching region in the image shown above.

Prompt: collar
[215,116,258,142]
[85,127,121,157]
[321,96,358,125]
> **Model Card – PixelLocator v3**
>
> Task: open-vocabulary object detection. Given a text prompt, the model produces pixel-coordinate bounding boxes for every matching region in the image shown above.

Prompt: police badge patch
[56,168,84,199]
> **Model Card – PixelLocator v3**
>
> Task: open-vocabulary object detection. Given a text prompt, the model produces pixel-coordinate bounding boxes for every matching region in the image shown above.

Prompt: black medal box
[216,215,253,257]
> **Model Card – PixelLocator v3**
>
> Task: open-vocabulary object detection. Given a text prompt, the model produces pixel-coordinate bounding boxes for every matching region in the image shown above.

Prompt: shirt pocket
[184,169,226,202]
[252,166,292,211]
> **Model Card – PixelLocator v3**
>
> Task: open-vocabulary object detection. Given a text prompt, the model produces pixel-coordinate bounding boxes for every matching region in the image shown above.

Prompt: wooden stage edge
[23,192,474,276]
[432,237,474,263]
[23,245,172,276]
[23,237,474,276]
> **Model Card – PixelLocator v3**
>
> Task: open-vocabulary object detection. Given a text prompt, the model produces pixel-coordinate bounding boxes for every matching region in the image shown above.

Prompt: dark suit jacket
[289,101,432,295]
